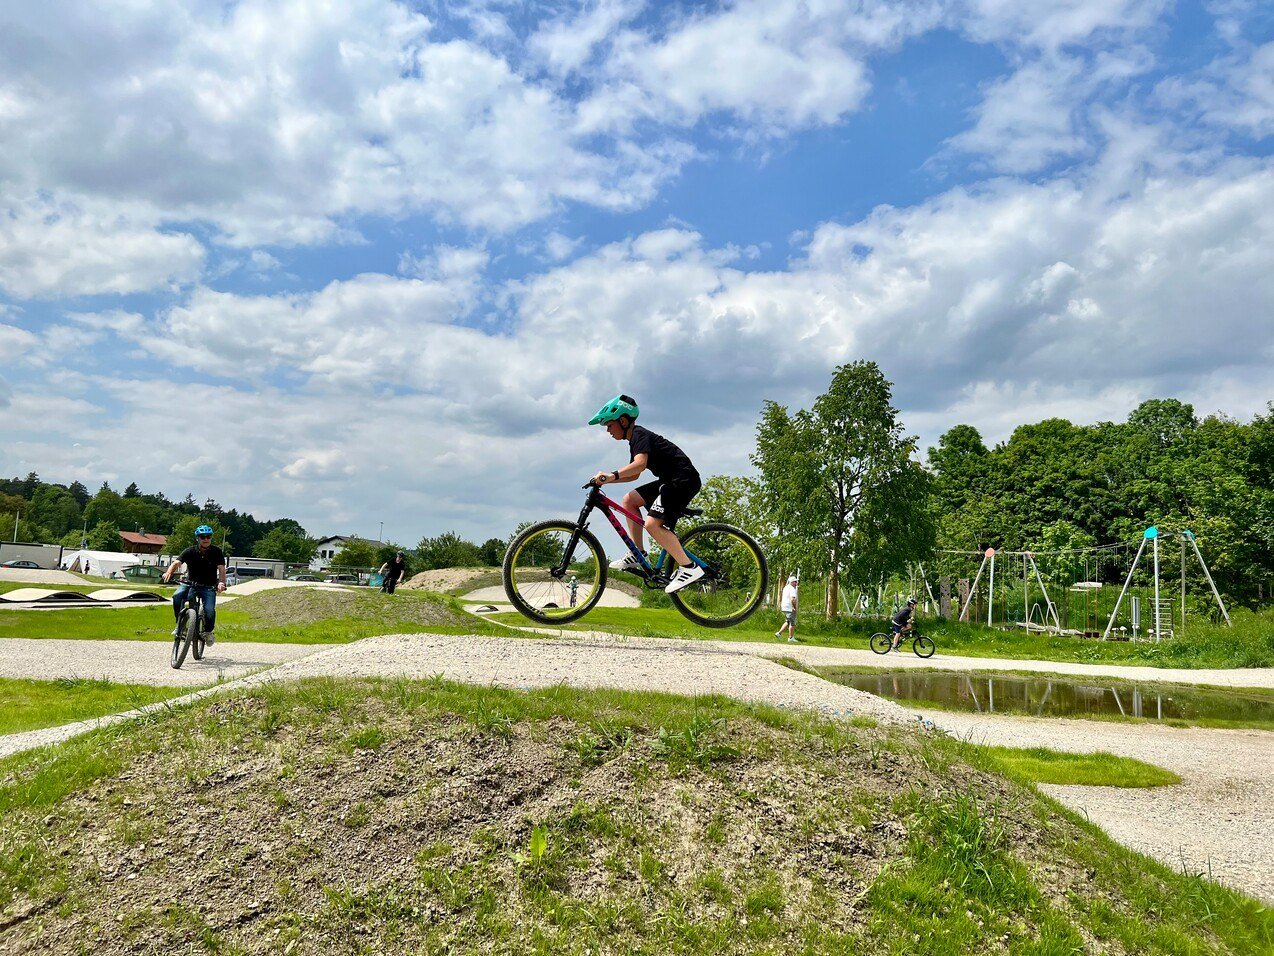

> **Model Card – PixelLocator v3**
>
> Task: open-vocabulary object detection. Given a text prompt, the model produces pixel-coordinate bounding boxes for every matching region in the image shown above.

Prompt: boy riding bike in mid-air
[588,394,705,594]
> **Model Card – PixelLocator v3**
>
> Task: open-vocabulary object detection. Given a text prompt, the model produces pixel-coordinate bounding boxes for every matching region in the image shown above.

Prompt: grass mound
[0,586,504,644]
[1,680,1267,954]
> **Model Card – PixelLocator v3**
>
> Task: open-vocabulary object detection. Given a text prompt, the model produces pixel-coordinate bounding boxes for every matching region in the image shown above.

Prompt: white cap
[787,575,798,583]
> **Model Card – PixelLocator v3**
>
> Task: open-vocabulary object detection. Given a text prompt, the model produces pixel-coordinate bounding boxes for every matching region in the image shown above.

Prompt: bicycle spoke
[505,523,605,622]
[670,524,766,627]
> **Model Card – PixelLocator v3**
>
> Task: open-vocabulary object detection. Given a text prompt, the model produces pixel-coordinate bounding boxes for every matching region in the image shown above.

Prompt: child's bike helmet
[589,394,639,425]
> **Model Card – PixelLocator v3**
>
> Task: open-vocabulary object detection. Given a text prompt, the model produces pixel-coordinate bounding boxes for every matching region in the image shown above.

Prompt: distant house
[310,535,388,571]
[118,531,168,554]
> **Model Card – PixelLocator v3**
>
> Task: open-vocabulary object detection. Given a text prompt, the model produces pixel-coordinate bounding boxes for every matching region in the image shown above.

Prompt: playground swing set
[928,526,1230,641]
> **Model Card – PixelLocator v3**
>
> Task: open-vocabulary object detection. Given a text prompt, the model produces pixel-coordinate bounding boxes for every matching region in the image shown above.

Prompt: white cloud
[1158,41,1274,139]
[0,322,38,357]
[959,0,1169,51]
[530,0,644,77]
[0,195,204,299]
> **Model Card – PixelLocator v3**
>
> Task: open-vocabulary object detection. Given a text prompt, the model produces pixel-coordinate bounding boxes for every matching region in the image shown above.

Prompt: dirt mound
[400,567,495,593]
[224,586,474,631]
[3,679,1259,955]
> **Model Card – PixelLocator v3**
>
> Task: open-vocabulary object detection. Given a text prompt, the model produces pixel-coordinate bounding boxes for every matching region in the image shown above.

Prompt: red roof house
[118,531,168,554]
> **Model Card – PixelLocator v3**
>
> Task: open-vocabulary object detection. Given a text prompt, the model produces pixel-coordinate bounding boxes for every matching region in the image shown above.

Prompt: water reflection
[828,671,1272,724]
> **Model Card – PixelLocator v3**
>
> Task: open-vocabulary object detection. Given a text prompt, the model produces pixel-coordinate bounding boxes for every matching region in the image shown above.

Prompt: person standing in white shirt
[776,575,799,642]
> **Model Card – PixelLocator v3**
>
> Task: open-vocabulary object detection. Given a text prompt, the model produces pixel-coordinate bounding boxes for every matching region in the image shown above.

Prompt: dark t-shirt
[891,606,913,628]
[628,425,698,482]
[385,557,407,580]
[177,545,226,586]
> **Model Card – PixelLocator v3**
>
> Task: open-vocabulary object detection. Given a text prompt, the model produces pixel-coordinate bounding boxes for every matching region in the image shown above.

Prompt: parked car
[119,564,165,582]
[286,573,321,582]
[0,559,41,569]
[324,573,359,584]
[226,566,274,586]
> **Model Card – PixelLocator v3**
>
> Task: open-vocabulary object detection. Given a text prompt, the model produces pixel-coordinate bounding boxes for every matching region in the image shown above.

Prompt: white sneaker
[609,552,646,573]
[172,625,180,637]
[787,636,798,643]
[204,630,215,646]
[665,564,706,593]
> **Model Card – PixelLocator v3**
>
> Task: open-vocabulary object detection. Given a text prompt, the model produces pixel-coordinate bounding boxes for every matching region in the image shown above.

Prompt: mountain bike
[171,578,208,669]
[503,481,768,628]
[870,628,935,658]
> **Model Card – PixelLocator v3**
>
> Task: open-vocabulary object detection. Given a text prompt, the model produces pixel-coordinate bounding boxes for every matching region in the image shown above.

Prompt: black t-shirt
[385,556,407,580]
[177,545,226,586]
[891,606,913,628]
[629,425,698,482]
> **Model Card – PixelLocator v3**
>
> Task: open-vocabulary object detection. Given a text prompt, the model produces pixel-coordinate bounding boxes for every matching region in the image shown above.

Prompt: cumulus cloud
[0,195,204,298]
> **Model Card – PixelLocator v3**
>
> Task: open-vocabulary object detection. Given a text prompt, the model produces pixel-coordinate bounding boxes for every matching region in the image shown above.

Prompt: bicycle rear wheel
[668,523,767,628]
[869,632,892,655]
[171,610,195,669]
[913,635,935,658]
[503,520,607,625]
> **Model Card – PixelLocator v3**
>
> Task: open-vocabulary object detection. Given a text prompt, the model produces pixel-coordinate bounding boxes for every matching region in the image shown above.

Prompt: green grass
[0,678,1268,954]
[0,586,506,643]
[976,746,1182,787]
[492,603,1274,670]
[0,677,191,735]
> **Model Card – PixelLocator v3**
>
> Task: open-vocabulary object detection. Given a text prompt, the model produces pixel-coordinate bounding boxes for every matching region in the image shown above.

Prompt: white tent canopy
[60,550,158,579]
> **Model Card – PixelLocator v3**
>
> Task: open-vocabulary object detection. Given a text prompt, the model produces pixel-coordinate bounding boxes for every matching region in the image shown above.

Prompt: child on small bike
[589,394,705,594]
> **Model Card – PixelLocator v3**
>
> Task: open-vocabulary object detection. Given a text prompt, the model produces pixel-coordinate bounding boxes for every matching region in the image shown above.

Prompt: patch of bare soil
[400,567,495,594]
[0,682,1163,955]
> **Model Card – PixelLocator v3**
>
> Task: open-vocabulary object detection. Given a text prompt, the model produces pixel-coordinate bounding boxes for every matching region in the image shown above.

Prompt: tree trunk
[826,567,840,620]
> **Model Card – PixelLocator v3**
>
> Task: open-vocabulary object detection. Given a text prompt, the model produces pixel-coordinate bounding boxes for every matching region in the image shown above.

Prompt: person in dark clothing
[589,394,705,594]
[890,597,917,651]
[379,551,408,593]
[162,524,226,644]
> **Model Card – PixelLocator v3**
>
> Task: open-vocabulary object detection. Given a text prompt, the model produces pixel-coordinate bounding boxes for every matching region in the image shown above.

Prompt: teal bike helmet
[195,524,214,537]
[589,394,639,426]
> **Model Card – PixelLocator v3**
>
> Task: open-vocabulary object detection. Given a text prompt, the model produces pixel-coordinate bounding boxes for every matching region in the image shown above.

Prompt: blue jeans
[173,584,217,630]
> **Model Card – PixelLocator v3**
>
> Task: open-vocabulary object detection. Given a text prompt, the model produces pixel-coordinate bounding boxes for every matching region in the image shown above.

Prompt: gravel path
[923,708,1274,903]
[0,637,325,686]
[273,632,913,724]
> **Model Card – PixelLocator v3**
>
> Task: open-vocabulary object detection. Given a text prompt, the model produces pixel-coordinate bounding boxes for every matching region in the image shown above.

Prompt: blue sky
[1,0,1271,548]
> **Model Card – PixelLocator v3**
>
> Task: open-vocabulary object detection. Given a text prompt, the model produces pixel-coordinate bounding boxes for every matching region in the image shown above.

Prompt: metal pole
[987,549,995,627]
[959,552,989,622]
[1186,531,1232,626]
[1023,553,1029,627]
[1028,554,1061,632]
[1153,532,1161,643]
[1181,536,1187,632]
[1103,536,1147,640]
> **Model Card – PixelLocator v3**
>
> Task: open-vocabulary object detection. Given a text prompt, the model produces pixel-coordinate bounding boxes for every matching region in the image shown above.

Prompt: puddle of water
[827,670,1274,725]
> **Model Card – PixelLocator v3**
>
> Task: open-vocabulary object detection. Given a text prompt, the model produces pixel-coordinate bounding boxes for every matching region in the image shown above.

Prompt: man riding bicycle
[589,394,705,594]
[162,525,226,644]
[890,596,917,651]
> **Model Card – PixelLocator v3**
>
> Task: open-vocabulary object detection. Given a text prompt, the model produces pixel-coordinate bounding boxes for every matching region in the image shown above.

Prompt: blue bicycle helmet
[589,394,639,426]
[195,524,214,537]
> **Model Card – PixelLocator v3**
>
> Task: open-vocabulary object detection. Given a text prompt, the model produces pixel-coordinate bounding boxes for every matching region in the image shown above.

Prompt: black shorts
[634,474,701,532]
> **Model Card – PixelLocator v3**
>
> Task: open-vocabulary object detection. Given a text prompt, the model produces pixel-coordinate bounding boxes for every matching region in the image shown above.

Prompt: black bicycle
[503,480,768,628]
[870,627,935,658]
[171,578,208,669]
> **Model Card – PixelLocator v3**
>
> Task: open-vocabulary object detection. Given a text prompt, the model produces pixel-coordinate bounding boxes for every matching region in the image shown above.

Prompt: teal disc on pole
[1144,526,1158,539]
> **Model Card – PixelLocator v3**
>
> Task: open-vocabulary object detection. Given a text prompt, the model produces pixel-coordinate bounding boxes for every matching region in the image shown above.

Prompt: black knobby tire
[171,610,195,669]
[503,520,607,625]
[668,523,768,629]
[913,635,936,658]
[192,614,206,661]
[869,632,892,655]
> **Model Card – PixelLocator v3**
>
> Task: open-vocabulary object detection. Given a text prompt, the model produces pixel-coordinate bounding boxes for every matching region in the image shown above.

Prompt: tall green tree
[330,537,379,569]
[252,526,318,565]
[415,531,483,570]
[753,361,934,619]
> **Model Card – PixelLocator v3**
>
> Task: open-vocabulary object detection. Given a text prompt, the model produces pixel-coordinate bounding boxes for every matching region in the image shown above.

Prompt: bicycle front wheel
[869,632,892,655]
[171,611,194,669]
[913,635,935,658]
[503,520,607,625]
[669,523,768,628]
